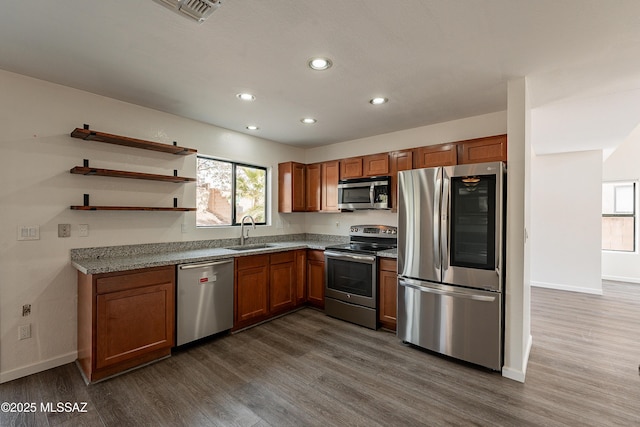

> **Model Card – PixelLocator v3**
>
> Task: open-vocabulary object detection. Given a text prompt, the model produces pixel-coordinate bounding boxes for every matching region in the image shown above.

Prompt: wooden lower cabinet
[269,251,296,314]
[306,250,325,309]
[235,250,321,330]
[378,258,398,331]
[234,255,270,329]
[77,265,175,383]
[295,250,307,305]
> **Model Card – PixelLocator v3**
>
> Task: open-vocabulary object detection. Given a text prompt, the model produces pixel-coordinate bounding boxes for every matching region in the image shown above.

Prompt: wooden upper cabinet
[321,160,340,212]
[363,153,389,176]
[340,153,389,179]
[340,157,363,179]
[278,162,306,213]
[457,134,507,164]
[413,143,457,169]
[305,163,321,212]
[390,149,413,212]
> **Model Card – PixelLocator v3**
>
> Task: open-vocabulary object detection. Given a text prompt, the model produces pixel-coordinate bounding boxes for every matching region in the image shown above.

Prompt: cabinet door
[306,163,321,212]
[413,143,457,169]
[378,258,398,331]
[96,281,174,370]
[278,162,306,213]
[457,134,507,164]
[270,261,296,313]
[321,160,340,212]
[295,250,307,305]
[306,250,325,309]
[363,153,390,176]
[235,261,269,326]
[340,157,363,179]
[390,150,413,213]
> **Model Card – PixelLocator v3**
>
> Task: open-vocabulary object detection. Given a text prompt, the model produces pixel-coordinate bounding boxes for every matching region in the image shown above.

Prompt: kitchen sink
[226,243,275,251]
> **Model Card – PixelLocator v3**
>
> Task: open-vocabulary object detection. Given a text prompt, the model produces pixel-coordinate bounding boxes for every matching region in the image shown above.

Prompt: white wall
[501,78,531,383]
[530,150,603,294]
[0,70,307,382]
[602,130,640,283]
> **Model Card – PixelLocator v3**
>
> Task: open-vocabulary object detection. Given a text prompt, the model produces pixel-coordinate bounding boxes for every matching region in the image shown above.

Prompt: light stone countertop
[71,241,336,275]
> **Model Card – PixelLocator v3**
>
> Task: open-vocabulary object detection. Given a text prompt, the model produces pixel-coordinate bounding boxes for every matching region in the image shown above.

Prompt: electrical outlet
[78,224,89,237]
[22,304,31,317]
[18,324,31,340]
[58,224,71,238]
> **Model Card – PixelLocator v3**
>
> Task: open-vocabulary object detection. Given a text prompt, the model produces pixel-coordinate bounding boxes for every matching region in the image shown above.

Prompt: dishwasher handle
[178,259,233,270]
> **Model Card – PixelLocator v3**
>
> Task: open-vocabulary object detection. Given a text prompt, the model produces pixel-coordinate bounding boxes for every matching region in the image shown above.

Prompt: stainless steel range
[324,225,397,329]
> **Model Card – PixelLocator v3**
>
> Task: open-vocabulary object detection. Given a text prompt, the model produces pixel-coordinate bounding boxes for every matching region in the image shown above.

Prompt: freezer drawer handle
[179,259,233,270]
[399,279,496,302]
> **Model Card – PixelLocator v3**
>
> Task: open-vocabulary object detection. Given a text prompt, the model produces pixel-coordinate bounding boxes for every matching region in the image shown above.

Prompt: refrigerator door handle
[440,171,450,274]
[399,278,496,302]
[434,174,441,270]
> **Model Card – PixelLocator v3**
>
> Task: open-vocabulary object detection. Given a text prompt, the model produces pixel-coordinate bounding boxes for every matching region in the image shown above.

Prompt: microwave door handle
[370,183,375,206]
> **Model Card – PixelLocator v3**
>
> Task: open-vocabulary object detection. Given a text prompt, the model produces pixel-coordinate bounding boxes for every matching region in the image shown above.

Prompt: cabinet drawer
[270,251,295,265]
[236,254,269,270]
[96,266,175,294]
[379,257,397,272]
[307,249,325,262]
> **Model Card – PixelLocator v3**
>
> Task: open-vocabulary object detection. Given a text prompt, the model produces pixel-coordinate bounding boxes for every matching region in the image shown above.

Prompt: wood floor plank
[1,281,639,426]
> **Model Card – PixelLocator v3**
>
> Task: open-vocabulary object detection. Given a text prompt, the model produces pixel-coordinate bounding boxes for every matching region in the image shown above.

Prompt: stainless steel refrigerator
[397,162,505,371]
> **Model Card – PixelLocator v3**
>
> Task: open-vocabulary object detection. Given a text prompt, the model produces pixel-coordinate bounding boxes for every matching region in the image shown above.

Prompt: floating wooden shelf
[70,206,196,212]
[70,166,196,183]
[70,127,197,155]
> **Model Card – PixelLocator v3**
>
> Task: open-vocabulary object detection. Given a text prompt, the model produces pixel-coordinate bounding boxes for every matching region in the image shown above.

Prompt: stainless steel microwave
[337,176,391,210]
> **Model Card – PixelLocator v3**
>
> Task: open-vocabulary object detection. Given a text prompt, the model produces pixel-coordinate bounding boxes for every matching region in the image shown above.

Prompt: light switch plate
[17,225,40,241]
[78,224,89,237]
[58,224,71,238]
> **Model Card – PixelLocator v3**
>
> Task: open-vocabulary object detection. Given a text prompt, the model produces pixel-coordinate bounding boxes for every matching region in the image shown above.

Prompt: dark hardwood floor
[2,281,639,426]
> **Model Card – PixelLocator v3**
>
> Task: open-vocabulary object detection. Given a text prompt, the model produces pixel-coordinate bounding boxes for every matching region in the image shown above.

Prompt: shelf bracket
[83,159,89,167]
[84,194,90,207]
[174,198,178,208]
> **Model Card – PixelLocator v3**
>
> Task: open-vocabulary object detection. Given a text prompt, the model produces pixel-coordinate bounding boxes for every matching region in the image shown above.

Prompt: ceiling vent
[154,0,221,23]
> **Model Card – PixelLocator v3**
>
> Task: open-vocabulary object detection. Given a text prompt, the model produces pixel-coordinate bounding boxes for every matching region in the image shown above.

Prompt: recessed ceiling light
[236,93,255,101]
[301,118,317,124]
[246,125,259,130]
[308,58,332,71]
[370,97,388,105]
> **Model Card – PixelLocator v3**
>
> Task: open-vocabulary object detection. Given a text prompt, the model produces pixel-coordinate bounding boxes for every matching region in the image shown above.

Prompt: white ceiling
[1,0,639,151]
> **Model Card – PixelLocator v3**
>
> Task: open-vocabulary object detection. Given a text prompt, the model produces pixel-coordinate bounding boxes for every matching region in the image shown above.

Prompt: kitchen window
[196,155,267,227]
[602,181,636,252]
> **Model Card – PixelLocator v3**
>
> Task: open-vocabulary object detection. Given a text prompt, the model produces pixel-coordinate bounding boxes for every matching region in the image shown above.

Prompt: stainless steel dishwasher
[176,259,234,346]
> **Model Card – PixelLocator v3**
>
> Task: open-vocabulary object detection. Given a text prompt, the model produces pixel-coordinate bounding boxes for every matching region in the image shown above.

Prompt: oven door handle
[324,251,376,264]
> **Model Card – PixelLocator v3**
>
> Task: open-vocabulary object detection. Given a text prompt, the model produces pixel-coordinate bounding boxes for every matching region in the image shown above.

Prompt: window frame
[602,181,636,253]
[196,154,268,227]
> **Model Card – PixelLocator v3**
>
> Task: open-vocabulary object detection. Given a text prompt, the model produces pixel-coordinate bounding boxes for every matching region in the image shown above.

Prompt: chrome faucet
[240,215,256,246]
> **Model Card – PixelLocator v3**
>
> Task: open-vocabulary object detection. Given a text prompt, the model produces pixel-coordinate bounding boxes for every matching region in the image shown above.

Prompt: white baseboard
[531,281,603,295]
[602,275,640,284]
[502,334,533,383]
[0,351,77,384]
